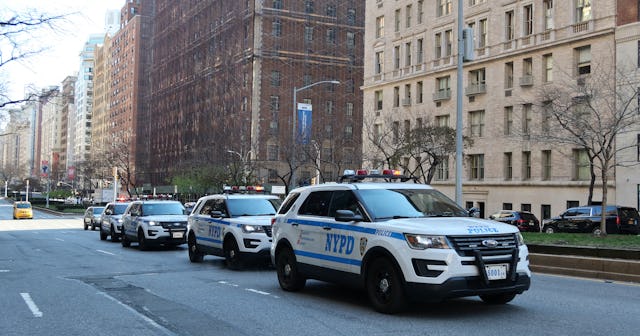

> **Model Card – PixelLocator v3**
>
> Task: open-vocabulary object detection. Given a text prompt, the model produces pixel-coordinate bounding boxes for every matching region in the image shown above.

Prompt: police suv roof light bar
[339,169,415,183]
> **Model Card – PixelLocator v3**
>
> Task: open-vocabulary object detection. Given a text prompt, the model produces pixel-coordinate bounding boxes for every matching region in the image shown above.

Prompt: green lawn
[522,232,640,249]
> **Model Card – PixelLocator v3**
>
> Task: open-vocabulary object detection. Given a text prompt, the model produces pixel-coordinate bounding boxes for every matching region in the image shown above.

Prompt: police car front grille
[448,234,517,257]
[160,222,187,229]
[263,225,272,237]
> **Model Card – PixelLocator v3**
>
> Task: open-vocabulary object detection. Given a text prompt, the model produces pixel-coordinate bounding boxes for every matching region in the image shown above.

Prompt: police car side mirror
[210,210,224,218]
[468,207,480,218]
[105,209,113,215]
[335,210,363,222]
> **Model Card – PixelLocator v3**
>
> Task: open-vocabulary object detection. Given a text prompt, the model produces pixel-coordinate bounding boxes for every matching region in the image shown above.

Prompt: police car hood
[141,214,188,222]
[229,215,274,225]
[386,217,519,235]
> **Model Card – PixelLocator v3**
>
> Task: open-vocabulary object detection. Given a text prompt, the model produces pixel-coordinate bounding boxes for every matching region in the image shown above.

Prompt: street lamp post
[291,80,339,190]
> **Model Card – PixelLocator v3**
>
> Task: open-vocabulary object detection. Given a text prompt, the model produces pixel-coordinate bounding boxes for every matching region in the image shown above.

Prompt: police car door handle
[323,226,332,231]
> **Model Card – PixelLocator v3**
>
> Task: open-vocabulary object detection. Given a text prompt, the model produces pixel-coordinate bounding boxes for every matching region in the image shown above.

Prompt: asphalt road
[1,203,639,335]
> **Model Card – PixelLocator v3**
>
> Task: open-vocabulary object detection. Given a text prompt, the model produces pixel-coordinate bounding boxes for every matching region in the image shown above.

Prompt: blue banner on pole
[297,103,312,144]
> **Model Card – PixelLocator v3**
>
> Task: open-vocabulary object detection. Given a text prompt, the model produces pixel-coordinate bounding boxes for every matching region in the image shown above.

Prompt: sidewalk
[528,244,640,283]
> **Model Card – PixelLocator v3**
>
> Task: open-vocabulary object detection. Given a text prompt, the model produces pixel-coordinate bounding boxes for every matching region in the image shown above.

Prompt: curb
[528,244,640,283]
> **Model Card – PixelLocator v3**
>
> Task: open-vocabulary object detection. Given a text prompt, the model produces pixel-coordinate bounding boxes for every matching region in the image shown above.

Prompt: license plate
[171,231,184,239]
[485,264,508,280]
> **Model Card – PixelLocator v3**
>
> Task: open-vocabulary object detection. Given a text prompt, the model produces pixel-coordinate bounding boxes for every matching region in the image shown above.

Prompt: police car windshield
[142,203,185,216]
[358,189,467,220]
[227,198,281,217]
[114,203,129,214]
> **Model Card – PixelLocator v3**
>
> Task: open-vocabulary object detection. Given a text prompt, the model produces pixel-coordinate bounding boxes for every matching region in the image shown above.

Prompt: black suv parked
[489,210,540,232]
[542,205,640,235]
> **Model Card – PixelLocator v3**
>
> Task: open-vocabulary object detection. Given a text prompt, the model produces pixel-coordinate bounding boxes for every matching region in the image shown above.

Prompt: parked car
[84,206,105,230]
[542,205,640,235]
[121,200,188,250]
[489,210,540,232]
[13,201,33,220]
[99,202,131,242]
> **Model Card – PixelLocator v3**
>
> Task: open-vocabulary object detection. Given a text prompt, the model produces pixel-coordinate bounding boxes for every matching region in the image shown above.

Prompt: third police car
[187,187,282,269]
[270,170,531,313]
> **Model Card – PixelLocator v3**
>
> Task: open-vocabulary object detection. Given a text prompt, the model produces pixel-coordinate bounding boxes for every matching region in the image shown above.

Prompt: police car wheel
[121,232,131,247]
[188,233,204,263]
[100,229,107,241]
[84,222,88,230]
[365,257,406,314]
[110,226,119,242]
[479,292,517,305]
[275,247,306,291]
[138,230,149,251]
[224,237,242,270]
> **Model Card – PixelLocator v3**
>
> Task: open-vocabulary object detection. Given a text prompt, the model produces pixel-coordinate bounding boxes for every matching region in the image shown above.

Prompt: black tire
[138,230,149,251]
[480,292,517,304]
[188,233,204,263]
[91,222,97,230]
[83,222,88,230]
[365,257,407,314]
[275,247,306,291]
[110,226,119,242]
[543,225,555,234]
[121,231,131,247]
[592,226,603,236]
[99,228,107,241]
[224,237,242,270]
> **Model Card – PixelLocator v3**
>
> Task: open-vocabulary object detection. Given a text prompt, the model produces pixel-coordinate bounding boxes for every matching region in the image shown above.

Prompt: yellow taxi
[13,201,33,219]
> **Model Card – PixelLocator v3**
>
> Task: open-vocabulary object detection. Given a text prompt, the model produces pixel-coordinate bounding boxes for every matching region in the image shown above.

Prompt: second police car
[186,187,282,269]
[121,200,189,250]
[270,170,531,313]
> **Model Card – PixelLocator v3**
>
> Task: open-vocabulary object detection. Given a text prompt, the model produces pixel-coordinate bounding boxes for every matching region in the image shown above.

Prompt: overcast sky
[1,0,120,98]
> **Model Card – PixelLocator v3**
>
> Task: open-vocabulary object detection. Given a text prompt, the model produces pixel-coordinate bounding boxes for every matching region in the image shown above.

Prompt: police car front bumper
[404,272,531,302]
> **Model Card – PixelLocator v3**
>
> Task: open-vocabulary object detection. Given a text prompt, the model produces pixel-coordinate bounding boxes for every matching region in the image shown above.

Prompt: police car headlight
[516,232,525,246]
[147,221,160,226]
[117,218,123,223]
[404,234,450,250]
[241,224,265,233]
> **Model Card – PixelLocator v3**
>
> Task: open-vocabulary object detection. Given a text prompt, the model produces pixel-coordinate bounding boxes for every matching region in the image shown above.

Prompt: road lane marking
[20,293,43,317]
[55,238,64,242]
[0,270,10,272]
[245,288,270,295]
[97,250,116,256]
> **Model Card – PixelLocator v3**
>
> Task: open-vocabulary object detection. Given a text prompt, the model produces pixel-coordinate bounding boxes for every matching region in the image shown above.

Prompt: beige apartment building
[362,0,638,220]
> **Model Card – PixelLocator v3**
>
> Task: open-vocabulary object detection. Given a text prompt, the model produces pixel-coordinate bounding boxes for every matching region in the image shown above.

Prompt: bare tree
[1,9,70,109]
[362,113,408,170]
[536,61,640,235]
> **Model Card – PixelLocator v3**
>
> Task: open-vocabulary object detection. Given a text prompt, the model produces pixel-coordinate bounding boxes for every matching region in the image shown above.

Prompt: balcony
[432,89,451,101]
[519,75,534,86]
[465,83,486,96]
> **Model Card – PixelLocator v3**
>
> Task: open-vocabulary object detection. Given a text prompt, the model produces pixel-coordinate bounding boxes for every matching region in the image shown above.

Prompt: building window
[434,32,442,59]
[522,104,532,136]
[325,100,334,115]
[541,101,551,133]
[344,125,353,139]
[271,71,281,86]
[576,45,591,75]
[376,16,384,38]
[374,90,383,111]
[573,148,590,180]
[503,203,513,210]
[523,4,533,36]
[444,30,452,57]
[417,1,424,24]
[543,54,553,82]
[523,58,533,77]
[267,143,279,161]
[405,42,412,66]
[576,0,592,23]
[544,0,554,30]
[504,106,513,135]
[416,81,423,104]
[347,8,356,25]
[394,9,401,32]
[403,84,411,106]
[469,154,485,180]
[272,18,282,36]
[392,121,400,142]
[270,95,280,111]
[304,26,314,41]
[393,86,400,107]
[504,152,513,180]
[522,151,531,180]
[326,5,336,17]
[637,134,640,161]
[305,0,314,14]
[542,150,552,180]
[273,0,282,9]
[436,115,450,127]
[505,62,514,89]
[436,76,450,98]
[521,204,532,212]
[326,28,336,44]
[436,157,449,180]
[346,102,353,117]
[393,45,400,69]
[505,10,514,41]
[437,0,452,17]
[416,38,424,63]
[346,32,355,49]
[406,5,412,28]
[375,51,384,74]
[469,110,485,137]
[478,18,487,48]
